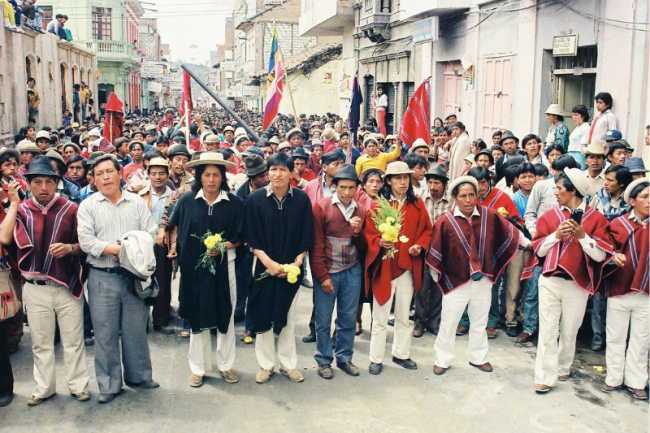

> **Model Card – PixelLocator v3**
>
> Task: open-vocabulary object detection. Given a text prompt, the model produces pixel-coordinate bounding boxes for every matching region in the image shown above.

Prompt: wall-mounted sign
[413,17,438,43]
[264,0,283,4]
[553,35,578,57]
[148,82,163,93]
[221,61,235,72]
[243,85,259,96]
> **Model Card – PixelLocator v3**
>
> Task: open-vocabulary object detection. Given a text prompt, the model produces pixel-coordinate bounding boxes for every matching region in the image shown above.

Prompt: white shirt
[536,201,606,262]
[331,194,358,221]
[376,94,388,111]
[568,122,590,152]
[589,109,616,144]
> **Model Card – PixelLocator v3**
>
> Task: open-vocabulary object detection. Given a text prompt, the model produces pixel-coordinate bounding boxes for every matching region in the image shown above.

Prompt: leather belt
[25,279,54,286]
[90,266,121,274]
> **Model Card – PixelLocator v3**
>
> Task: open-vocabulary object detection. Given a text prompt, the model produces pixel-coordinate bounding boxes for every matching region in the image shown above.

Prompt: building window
[365,0,374,11]
[41,6,53,30]
[92,7,112,41]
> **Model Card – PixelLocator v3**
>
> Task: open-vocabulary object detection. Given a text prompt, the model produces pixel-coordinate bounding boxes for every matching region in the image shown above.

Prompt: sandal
[355,324,362,336]
[179,330,190,338]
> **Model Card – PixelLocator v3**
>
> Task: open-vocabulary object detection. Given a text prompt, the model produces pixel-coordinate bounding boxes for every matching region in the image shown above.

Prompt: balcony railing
[83,40,135,62]
[300,0,354,37]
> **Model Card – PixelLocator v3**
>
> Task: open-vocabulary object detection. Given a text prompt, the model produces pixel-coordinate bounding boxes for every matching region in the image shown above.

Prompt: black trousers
[0,321,14,397]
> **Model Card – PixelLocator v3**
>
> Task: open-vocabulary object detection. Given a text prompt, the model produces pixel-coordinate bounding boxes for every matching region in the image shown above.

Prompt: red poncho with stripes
[603,214,648,297]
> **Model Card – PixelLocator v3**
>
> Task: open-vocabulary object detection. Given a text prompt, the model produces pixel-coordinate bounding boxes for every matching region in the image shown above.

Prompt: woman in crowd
[545,143,566,167]
[544,104,570,151]
[568,104,590,169]
[521,134,547,166]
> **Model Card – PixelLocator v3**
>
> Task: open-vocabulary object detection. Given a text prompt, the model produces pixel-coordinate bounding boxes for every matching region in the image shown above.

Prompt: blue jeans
[591,292,607,345]
[522,265,542,334]
[314,264,362,366]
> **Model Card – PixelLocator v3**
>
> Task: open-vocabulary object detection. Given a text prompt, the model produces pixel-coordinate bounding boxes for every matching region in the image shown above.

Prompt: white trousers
[187,251,237,375]
[535,276,589,387]
[23,282,90,398]
[369,271,414,364]
[255,291,300,371]
[433,275,492,368]
[605,292,649,389]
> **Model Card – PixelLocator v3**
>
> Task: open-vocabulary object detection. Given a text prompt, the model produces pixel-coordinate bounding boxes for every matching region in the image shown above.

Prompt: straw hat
[321,128,337,142]
[449,176,478,196]
[147,157,170,170]
[0,147,21,163]
[624,178,649,204]
[269,136,281,145]
[545,104,564,117]
[278,142,292,152]
[581,140,606,156]
[17,143,41,154]
[287,128,303,140]
[408,138,429,154]
[383,161,414,178]
[562,168,591,197]
[204,134,221,144]
[186,151,235,168]
[35,130,51,142]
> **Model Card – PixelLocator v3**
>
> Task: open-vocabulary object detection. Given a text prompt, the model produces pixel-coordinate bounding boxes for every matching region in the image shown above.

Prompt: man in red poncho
[522,168,612,393]
[364,161,432,375]
[426,176,526,376]
[601,178,649,400]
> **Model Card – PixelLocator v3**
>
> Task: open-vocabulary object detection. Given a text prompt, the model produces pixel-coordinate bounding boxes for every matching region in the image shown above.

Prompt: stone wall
[0,28,97,147]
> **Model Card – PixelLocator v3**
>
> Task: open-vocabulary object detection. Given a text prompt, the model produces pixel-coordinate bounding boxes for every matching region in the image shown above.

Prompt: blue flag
[347,72,363,163]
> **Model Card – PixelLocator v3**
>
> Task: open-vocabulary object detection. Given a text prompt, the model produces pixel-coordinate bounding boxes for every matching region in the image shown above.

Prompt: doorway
[554,74,596,131]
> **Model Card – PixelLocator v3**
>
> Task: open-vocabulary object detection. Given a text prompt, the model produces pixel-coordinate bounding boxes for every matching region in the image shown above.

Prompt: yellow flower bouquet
[370,196,409,260]
[257,264,302,284]
[192,230,227,274]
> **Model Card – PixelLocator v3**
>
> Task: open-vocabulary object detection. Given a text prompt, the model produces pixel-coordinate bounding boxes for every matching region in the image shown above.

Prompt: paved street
[2,281,648,433]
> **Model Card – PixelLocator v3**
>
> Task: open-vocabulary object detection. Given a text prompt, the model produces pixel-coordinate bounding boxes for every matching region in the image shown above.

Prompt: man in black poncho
[169,152,243,388]
[243,152,313,384]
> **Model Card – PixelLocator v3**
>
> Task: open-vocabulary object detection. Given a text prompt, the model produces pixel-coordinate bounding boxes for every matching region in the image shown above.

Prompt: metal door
[443,61,462,118]
[482,56,513,139]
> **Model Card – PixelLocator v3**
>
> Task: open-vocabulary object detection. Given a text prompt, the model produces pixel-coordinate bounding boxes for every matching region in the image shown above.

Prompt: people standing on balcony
[374,86,388,136]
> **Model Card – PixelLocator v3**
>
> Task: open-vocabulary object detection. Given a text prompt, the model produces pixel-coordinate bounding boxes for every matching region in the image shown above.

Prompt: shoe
[0,394,12,407]
[413,322,424,338]
[516,331,533,343]
[629,387,648,400]
[302,333,316,343]
[505,327,518,337]
[331,330,336,349]
[280,369,304,383]
[601,384,622,393]
[387,318,395,327]
[591,342,604,352]
[125,379,159,389]
[74,391,90,402]
[318,364,333,380]
[98,393,117,404]
[558,373,570,382]
[7,344,18,355]
[337,361,360,377]
[84,337,95,346]
[355,323,362,336]
[189,374,203,387]
[255,368,273,384]
[392,357,417,370]
[470,362,493,373]
[456,325,469,336]
[426,327,439,336]
[302,279,313,288]
[179,330,190,338]
[535,384,552,393]
[220,369,239,384]
[433,365,447,375]
[153,325,175,335]
[368,363,382,375]
[27,394,54,406]
[486,328,497,339]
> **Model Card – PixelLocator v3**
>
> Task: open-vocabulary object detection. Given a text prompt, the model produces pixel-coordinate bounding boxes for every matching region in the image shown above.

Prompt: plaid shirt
[424,191,454,225]
[590,188,631,222]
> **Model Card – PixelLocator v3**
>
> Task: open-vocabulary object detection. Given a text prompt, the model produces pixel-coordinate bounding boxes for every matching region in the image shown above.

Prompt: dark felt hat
[424,163,449,181]
[332,164,360,184]
[244,155,267,177]
[499,130,519,145]
[291,147,309,161]
[25,155,61,179]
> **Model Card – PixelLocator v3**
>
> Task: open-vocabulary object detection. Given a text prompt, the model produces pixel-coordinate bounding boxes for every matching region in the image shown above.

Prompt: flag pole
[184,101,190,144]
[109,114,113,143]
[278,50,299,125]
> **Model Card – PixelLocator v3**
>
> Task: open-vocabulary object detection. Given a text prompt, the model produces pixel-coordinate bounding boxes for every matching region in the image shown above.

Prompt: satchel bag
[0,269,20,322]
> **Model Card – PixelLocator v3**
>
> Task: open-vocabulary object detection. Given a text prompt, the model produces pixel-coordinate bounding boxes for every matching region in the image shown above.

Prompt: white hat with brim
[563,167,591,197]
[0,148,21,163]
[204,134,221,144]
[448,176,479,196]
[624,178,649,205]
[35,130,51,141]
[278,142,292,152]
[17,142,41,153]
[88,129,102,138]
[382,161,414,178]
[186,151,235,168]
[408,138,429,154]
[545,104,564,117]
[363,136,378,147]
[581,140,607,156]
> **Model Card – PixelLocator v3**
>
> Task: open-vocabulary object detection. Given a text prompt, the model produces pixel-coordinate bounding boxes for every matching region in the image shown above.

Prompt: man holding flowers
[169,152,243,388]
[310,164,368,380]
[242,153,314,384]
[364,161,432,375]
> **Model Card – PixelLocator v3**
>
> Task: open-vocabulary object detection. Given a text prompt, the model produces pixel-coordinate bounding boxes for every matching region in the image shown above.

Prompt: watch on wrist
[70,245,74,254]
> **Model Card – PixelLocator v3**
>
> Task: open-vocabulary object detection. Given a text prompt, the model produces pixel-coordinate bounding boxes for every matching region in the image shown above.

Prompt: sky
[143,0,237,64]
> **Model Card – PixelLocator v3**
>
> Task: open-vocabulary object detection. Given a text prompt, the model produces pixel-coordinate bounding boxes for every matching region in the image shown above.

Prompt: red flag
[102,92,124,143]
[179,70,193,116]
[400,77,431,148]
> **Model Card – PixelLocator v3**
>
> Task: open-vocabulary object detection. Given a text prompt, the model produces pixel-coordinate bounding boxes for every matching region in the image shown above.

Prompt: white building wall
[278,58,341,116]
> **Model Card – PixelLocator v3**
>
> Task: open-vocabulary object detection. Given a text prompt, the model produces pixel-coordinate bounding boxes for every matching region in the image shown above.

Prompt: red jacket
[603,214,648,297]
[365,198,432,306]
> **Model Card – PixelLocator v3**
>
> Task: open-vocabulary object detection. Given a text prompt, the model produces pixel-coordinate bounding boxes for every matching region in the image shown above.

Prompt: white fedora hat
[186,151,235,168]
[545,104,564,117]
[449,176,478,196]
[624,178,649,205]
[382,161,414,178]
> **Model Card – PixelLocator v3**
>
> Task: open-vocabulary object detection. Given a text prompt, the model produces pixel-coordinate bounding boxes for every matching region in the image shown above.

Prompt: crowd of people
[0,91,648,409]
